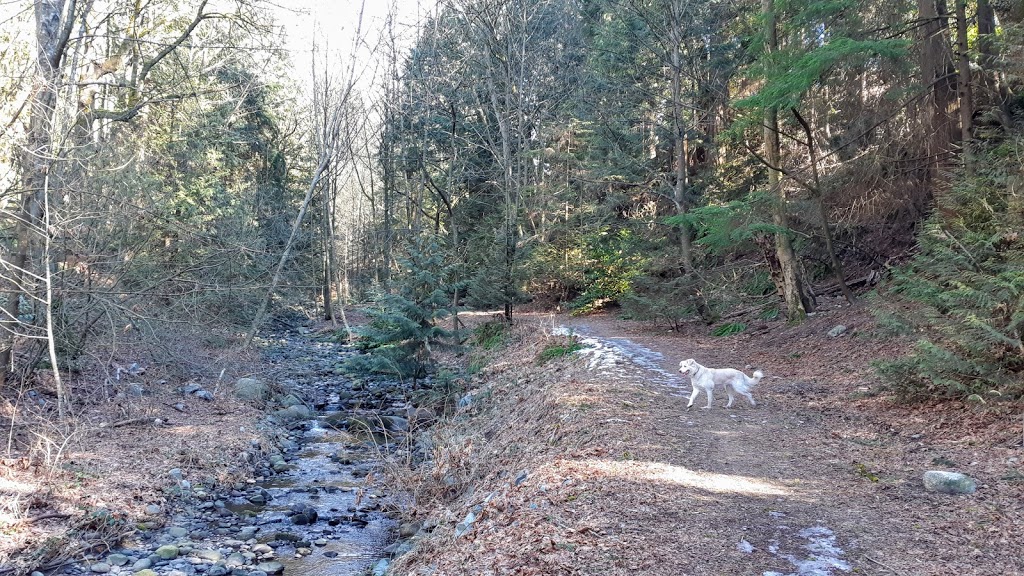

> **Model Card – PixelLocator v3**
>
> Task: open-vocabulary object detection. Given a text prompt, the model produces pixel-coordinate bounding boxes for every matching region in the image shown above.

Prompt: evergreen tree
[347,235,459,381]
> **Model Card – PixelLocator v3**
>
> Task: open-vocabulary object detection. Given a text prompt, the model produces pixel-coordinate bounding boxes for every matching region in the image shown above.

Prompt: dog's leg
[703,387,713,409]
[725,386,735,408]
[686,387,700,408]
[742,390,757,406]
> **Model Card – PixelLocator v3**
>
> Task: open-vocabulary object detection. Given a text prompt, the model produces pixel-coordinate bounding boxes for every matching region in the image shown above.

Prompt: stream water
[68,322,404,576]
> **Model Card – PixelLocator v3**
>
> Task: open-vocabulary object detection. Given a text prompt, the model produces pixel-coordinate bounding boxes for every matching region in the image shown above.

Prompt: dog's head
[678,359,698,375]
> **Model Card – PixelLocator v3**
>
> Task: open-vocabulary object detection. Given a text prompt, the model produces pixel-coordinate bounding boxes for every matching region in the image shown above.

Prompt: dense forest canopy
[1,0,1022,403]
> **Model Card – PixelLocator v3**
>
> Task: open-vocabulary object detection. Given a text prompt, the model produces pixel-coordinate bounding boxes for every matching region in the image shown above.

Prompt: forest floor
[389,298,1024,576]
[1,299,1023,576]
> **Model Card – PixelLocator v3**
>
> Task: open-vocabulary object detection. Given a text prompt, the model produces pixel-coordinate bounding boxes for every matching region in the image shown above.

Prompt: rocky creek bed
[49,322,425,576]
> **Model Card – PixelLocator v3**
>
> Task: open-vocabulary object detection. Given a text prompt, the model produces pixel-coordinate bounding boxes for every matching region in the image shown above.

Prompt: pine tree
[347,235,459,381]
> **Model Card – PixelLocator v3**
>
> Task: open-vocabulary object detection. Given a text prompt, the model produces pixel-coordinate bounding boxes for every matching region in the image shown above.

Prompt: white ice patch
[552,326,685,390]
[763,526,851,576]
[737,539,755,553]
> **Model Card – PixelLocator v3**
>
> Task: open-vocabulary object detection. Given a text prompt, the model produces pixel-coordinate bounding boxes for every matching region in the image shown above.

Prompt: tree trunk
[990,0,1024,24]
[1,0,76,384]
[976,0,1011,125]
[955,0,973,171]
[792,108,855,305]
[762,0,814,320]
[669,4,694,272]
[918,0,957,181]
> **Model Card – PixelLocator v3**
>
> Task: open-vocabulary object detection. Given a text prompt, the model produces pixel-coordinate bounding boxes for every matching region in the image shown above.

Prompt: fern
[712,322,747,337]
[877,138,1024,400]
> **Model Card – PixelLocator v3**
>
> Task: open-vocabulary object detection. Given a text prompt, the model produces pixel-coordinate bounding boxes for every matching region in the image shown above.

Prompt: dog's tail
[751,370,764,385]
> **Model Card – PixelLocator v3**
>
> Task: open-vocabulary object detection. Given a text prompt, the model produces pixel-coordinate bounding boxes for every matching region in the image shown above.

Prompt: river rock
[274,405,312,420]
[132,558,152,570]
[89,562,111,573]
[225,552,247,568]
[194,549,223,562]
[168,526,188,538]
[288,503,318,525]
[134,571,158,576]
[235,378,269,401]
[923,470,977,494]
[399,521,422,538]
[278,393,304,408]
[322,412,348,428]
[155,545,179,560]
[106,553,129,566]
[256,561,284,575]
[345,415,377,434]
[381,416,409,432]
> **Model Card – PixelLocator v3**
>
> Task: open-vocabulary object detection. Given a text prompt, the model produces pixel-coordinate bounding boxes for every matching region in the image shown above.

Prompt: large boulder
[235,378,269,401]
[277,393,304,408]
[273,405,312,421]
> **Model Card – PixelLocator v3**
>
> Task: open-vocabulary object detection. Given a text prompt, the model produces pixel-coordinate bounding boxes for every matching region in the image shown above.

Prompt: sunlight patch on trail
[576,459,793,497]
[552,326,684,389]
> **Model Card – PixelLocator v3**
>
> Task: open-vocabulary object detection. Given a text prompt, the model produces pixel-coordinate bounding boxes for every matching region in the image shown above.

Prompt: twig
[864,555,907,576]
[111,417,156,428]
[21,512,71,524]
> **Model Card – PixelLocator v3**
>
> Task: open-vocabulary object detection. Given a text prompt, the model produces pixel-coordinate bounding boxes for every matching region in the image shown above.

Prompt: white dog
[678,358,763,409]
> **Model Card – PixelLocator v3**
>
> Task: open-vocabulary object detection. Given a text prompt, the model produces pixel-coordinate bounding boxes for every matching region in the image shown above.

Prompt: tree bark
[955,0,973,171]
[762,0,814,320]
[990,0,1024,24]
[917,0,957,181]
[976,0,1011,125]
[1,0,78,384]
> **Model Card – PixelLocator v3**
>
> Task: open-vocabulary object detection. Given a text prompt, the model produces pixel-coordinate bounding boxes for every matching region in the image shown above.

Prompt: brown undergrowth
[0,329,271,574]
[386,305,1024,576]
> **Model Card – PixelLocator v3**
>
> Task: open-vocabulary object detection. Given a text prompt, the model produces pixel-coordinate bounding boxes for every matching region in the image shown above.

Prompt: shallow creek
[71,324,405,576]
[228,328,401,575]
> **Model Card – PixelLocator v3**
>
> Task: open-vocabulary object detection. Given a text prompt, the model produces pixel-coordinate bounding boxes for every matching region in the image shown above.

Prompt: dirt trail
[548,311,1020,576]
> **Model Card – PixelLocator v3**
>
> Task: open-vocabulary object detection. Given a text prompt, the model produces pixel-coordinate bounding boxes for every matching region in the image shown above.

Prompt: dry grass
[386,304,1024,576]
[0,330,272,574]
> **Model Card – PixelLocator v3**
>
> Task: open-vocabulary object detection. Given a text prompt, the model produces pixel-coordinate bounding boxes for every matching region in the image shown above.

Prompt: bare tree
[1,0,81,386]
